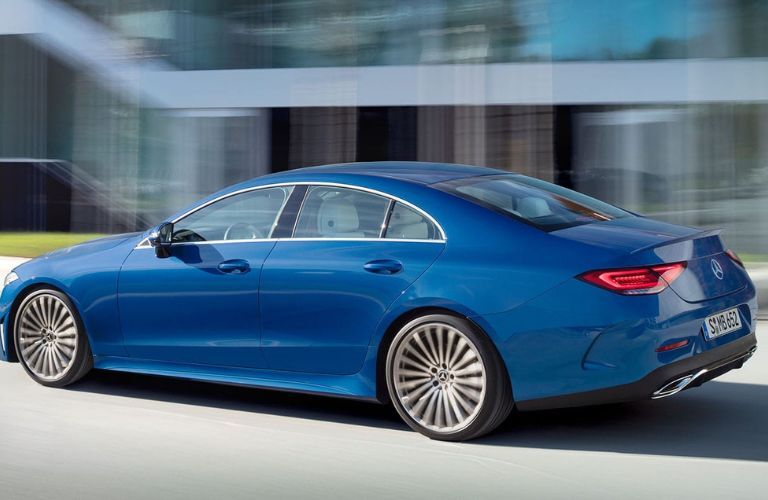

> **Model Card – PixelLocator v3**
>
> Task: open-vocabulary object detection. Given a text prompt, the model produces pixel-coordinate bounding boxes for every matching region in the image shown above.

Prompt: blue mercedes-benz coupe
[0,162,758,440]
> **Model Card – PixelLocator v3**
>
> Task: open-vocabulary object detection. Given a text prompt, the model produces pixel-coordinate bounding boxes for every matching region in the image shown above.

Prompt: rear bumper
[516,332,757,411]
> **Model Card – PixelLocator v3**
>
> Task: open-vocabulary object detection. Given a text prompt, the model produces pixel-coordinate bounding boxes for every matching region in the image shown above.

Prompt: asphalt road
[0,327,765,500]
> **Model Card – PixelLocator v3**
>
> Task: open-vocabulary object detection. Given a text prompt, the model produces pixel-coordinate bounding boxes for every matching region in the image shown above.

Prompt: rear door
[260,185,445,375]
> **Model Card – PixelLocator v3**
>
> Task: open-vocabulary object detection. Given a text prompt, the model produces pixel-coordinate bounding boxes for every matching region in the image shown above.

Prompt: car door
[118,185,294,368]
[260,185,446,375]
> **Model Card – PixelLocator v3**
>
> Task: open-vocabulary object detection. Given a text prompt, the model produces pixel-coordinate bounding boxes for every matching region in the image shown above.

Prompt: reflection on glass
[436,174,630,231]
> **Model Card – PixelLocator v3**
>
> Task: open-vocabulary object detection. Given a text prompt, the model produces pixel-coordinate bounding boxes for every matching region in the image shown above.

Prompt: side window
[173,186,293,243]
[384,202,439,240]
[294,186,389,239]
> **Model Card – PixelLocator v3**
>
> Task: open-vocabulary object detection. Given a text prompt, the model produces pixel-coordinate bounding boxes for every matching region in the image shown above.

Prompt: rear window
[434,174,633,231]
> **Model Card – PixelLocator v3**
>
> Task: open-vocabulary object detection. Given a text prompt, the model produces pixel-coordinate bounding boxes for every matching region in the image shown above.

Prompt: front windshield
[434,174,633,231]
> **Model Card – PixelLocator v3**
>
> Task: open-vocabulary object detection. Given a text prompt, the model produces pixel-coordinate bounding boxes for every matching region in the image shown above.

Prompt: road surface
[0,327,765,499]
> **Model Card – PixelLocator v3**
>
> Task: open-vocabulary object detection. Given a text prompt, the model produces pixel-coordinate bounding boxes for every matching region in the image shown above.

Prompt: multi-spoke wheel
[14,289,92,387]
[386,314,513,441]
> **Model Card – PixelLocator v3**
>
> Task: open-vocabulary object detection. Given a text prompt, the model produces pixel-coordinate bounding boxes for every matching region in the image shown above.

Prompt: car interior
[172,187,290,242]
[170,185,439,243]
[385,203,433,240]
[294,187,389,238]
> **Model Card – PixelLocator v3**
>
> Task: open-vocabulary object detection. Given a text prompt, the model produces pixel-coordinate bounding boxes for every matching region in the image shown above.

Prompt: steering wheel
[223,222,264,240]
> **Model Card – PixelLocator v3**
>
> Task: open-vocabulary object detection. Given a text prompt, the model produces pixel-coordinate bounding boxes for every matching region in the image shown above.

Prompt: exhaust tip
[652,369,708,399]
[652,345,756,400]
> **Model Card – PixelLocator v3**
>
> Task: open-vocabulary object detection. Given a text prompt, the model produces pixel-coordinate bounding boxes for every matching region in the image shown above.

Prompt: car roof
[168,162,509,226]
[256,161,503,186]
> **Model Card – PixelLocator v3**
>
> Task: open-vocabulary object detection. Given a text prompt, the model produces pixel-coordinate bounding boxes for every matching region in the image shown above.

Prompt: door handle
[218,259,250,274]
[363,259,403,275]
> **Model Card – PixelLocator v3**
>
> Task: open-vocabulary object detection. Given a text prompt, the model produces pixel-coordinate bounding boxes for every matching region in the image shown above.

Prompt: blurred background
[0,0,766,309]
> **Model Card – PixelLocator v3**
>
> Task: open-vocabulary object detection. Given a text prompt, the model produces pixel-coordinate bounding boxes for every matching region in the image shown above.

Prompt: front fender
[1,272,121,361]
[0,236,140,361]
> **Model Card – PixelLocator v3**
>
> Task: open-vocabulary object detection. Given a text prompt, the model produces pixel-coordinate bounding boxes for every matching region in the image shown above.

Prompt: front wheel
[14,289,93,387]
[386,314,513,441]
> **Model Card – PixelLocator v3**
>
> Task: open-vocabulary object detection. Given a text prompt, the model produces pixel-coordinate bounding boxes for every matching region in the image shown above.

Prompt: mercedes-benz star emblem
[711,258,724,280]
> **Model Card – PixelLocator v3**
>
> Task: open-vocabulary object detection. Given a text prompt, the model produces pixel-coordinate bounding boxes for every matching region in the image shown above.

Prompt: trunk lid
[552,217,749,302]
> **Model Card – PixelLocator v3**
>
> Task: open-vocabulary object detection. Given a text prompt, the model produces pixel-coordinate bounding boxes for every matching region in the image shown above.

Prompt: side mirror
[149,222,174,258]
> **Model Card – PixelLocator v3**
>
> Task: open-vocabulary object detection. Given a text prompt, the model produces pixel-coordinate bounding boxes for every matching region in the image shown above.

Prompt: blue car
[0,162,758,441]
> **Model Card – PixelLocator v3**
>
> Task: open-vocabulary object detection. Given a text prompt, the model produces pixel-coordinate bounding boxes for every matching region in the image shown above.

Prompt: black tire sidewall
[14,288,92,388]
[385,313,512,441]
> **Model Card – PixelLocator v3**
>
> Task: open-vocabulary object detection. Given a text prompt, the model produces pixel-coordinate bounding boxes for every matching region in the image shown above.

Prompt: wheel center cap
[437,370,449,383]
[42,329,55,343]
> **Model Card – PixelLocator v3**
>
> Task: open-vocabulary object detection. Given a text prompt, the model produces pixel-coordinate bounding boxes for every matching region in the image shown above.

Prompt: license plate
[703,307,742,340]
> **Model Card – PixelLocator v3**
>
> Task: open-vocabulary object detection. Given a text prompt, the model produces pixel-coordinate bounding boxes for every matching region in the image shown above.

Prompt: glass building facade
[63,0,768,68]
[1,0,767,311]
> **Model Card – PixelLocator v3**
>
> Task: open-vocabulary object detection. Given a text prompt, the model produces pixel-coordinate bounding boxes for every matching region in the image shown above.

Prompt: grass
[0,232,107,258]
[738,253,768,264]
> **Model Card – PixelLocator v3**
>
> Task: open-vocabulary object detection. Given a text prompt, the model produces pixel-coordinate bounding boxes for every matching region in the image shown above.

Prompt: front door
[118,185,294,369]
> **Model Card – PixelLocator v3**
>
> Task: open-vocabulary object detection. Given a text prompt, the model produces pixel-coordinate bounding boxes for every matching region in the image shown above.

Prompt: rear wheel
[14,289,92,387]
[386,314,513,441]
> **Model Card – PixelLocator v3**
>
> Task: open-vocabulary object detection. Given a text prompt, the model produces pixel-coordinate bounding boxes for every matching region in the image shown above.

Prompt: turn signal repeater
[579,262,687,295]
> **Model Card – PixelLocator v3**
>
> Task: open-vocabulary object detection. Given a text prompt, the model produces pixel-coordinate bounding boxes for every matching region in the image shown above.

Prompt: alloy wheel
[390,322,487,434]
[16,292,79,382]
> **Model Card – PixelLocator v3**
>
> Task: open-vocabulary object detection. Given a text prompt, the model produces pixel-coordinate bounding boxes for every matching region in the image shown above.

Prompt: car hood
[38,232,143,262]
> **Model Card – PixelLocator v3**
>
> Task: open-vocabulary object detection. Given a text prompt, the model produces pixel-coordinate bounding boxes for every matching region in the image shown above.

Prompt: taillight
[579,262,687,295]
[726,249,745,268]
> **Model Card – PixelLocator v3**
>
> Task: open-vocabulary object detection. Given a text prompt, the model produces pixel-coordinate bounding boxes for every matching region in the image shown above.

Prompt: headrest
[518,197,552,219]
[389,204,424,226]
[318,198,360,235]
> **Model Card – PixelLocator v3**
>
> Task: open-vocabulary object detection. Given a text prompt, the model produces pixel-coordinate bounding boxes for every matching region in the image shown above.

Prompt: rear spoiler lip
[629,228,722,255]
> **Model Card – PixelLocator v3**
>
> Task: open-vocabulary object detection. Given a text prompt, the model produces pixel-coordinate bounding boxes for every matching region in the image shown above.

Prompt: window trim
[379,200,396,238]
[273,185,308,238]
[135,181,446,248]
[163,184,295,245]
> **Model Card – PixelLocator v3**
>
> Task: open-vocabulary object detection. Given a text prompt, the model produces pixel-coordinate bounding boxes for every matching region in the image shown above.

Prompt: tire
[14,289,93,388]
[385,314,513,441]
